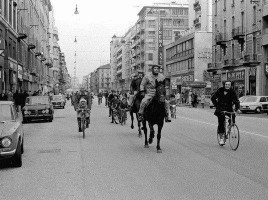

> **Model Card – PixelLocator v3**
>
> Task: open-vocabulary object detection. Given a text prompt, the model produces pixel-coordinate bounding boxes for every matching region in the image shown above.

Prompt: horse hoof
[157,149,162,153]
[144,144,149,148]
[138,133,142,138]
[131,125,134,129]
[149,138,153,144]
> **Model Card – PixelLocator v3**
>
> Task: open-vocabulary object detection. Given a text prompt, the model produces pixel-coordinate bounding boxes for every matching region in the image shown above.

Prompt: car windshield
[26,97,49,105]
[53,96,62,101]
[243,96,258,103]
[239,96,247,103]
[0,105,12,121]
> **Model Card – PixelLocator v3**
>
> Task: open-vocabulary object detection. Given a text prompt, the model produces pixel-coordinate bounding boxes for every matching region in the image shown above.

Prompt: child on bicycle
[77,98,90,132]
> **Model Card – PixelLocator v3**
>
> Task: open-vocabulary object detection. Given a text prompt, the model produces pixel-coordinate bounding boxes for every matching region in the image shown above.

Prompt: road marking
[177,116,268,139]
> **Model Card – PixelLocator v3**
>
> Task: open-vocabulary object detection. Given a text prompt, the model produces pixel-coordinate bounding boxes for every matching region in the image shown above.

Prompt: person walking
[176,92,181,105]
[200,92,206,108]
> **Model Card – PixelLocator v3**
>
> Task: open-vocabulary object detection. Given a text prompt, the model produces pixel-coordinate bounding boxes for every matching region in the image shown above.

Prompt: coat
[211,87,240,116]
[140,73,165,96]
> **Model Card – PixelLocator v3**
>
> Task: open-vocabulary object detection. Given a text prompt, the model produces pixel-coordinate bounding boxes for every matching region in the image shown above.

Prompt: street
[1,98,268,200]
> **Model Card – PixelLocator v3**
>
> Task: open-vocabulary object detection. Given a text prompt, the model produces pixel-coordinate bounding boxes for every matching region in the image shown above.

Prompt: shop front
[226,70,245,97]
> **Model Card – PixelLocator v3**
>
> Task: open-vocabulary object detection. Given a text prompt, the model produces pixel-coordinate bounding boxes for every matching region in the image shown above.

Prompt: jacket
[211,87,240,116]
[140,73,165,96]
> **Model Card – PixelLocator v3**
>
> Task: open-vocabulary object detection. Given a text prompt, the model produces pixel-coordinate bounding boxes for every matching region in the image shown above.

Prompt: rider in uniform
[138,64,171,122]
[129,70,144,107]
[75,88,92,132]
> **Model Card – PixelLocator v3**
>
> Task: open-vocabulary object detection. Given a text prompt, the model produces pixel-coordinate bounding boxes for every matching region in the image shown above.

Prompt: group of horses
[129,80,167,153]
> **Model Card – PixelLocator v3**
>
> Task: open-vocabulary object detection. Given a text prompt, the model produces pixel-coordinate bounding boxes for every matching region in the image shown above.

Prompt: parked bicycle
[217,111,240,151]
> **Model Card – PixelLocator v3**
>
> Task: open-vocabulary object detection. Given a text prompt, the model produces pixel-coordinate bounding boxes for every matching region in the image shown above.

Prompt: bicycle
[217,111,240,151]
[112,107,121,124]
[170,105,176,118]
[80,108,90,139]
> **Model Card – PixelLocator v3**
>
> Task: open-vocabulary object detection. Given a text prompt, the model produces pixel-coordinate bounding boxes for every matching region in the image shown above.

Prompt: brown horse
[142,80,166,153]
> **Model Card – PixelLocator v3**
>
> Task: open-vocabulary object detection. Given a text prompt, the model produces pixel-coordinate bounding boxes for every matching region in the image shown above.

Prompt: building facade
[209,0,264,96]
[110,2,189,92]
[0,0,69,96]
[90,64,111,94]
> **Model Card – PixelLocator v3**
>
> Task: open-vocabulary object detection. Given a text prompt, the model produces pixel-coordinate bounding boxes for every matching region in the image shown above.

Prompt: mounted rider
[129,69,144,107]
[75,88,92,132]
[138,64,171,122]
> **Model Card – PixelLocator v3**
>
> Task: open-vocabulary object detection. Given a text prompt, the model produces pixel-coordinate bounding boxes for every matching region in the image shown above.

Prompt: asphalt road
[1,99,268,200]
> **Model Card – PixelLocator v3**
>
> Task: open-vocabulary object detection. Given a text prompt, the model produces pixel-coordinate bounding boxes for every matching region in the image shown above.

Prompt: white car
[240,96,268,113]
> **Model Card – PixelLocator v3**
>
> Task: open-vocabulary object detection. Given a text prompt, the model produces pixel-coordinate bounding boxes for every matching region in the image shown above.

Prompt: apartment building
[209,0,263,96]
[262,0,268,95]
[91,64,111,94]
[163,0,212,96]
[110,2,189,92]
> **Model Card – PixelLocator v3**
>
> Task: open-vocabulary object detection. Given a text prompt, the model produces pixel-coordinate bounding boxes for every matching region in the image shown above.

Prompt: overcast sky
[50,0,186,82]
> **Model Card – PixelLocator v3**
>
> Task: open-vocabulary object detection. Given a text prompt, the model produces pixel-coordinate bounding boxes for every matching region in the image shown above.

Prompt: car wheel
[255,107,261,113]
[49,117,53,122]
[22,118,27,124]
[13,141,22,167]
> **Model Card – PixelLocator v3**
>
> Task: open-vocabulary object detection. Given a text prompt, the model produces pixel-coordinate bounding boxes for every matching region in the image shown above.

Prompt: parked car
[51,95,66,109]
[240,96,268,113]
[22,96,54,123]
[262,102,268,115]
[0,101,24,167]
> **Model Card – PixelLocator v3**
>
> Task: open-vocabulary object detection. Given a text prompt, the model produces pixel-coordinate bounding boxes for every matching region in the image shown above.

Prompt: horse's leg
[136,113,142,138]
[148,123,155,144]
[130,111,134,129]
[143,120,149,148]
[156,121,164,153]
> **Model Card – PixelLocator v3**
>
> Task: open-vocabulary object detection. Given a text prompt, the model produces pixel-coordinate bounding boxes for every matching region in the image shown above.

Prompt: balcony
[232,26,245,42]
[223,59,236,70]
[193,1,201,11]
[215,33,227,46]
[243,54,261,66]
[207,63,218,73]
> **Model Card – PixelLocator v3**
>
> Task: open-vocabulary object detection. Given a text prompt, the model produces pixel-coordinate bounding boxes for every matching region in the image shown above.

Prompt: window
[215,0,217,16]
[160,10,166,15]
[13,41,16,59]
[148,53,153,61]
[148,20,155,27]
[13,3,16,29]
[0,0,2,16]
[241,12,244,32]
[148,31,155,35]
[4,0,7,20]
[253,6,257,25]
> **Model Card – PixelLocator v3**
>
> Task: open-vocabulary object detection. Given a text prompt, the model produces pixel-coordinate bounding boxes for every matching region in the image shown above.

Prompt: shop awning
[181,81,207,88]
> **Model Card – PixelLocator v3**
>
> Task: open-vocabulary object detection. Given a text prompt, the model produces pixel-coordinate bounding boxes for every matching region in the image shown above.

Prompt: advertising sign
[18,65,23,80]
[158,19,163,66]
[227,70,245,81]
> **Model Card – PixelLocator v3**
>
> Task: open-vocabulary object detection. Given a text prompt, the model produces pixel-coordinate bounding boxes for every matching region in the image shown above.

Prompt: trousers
[138,94,169,116]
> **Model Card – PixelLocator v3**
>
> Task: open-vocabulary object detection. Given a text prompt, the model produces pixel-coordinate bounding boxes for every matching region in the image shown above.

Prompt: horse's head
[155,80,166,103]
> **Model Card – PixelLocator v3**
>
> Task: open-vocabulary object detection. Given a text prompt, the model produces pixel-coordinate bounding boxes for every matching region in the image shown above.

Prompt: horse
[130,91,143,137]
[142,80,166,153]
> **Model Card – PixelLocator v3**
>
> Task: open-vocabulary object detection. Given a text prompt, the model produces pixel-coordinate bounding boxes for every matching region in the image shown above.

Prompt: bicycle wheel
[228,124,240,151]
[81,118,85,139]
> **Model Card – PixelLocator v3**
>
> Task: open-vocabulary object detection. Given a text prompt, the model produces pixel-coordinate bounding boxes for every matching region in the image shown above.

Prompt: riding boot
[77,118,82,132]
[86,117,90,128]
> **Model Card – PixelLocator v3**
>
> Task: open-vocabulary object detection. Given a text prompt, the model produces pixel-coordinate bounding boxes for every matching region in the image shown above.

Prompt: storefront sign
[227,70,245,81]
[18,65,23,80]
[158,19,163,66]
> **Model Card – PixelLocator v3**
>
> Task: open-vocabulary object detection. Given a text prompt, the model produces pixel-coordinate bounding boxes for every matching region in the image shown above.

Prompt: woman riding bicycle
[211,81,241,145]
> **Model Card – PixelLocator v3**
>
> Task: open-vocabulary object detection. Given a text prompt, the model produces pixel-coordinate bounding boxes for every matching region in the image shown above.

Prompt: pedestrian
[188,91,192,107]
[200,92,206,108]
[176,92,180,105]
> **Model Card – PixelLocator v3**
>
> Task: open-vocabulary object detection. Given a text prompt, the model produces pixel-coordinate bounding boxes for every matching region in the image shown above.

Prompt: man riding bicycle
[138,64,171,122]
[211,81,241,145]
[75,88,92,132]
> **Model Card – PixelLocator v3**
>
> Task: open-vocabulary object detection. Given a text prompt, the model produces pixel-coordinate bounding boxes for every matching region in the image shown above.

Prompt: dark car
[51,95,66,109]
[0,101,24,167]
[22,96,54,123]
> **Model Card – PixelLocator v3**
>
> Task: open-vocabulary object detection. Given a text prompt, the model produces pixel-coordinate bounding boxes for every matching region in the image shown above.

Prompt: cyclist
[110,94,121,123]
[211,81,241,145]
[75,88,92,132]
[138,64,171,122]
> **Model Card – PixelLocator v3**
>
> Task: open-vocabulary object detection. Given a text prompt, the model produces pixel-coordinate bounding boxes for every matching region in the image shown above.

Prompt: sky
[50,0,186,82]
